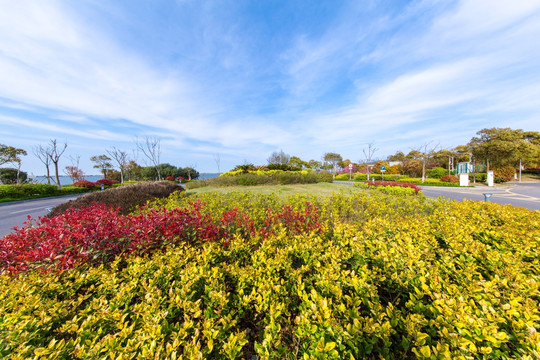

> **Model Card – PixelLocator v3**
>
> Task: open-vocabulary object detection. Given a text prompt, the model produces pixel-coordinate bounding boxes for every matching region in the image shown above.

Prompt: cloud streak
[0,0,539,174]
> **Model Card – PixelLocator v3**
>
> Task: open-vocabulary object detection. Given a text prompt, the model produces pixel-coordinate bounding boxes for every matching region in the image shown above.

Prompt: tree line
[0,137,198,187]
[262,128,540,181]
[1,127,538,186]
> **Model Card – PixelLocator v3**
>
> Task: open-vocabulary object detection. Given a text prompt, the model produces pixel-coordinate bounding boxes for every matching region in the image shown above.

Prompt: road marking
[10,207,46,215]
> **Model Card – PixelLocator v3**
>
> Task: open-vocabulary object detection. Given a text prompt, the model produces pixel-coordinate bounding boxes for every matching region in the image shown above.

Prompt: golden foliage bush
[0,191,539,359]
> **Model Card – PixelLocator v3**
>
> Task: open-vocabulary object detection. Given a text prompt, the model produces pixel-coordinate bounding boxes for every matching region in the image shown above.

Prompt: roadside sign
[380,166,386,172]
[348,163,353,169]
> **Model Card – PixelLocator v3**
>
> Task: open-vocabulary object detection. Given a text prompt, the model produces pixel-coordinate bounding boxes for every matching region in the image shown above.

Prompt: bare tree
[267,150,290,165]
[186,163,197,180]
[214,153,221,174]
[49,139,68,189]
[362,143,378,181]
[33,145,54,184]
[413,141,439,183]
[107,147,129,184]
[64,155,85,183]
[135,137,162,180]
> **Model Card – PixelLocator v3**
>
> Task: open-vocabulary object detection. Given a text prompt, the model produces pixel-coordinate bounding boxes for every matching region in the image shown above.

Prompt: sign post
[380,166,386,181]
[348,163,353,180]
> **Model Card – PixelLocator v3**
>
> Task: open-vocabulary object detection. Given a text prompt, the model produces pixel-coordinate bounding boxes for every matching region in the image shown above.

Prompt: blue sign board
[380,166,386,171]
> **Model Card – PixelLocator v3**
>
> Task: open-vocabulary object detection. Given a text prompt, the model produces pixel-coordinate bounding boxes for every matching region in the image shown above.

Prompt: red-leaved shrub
[96,179,117,186]
[72,180,97,188]
[0,201,321,275]
[440,175,459,183]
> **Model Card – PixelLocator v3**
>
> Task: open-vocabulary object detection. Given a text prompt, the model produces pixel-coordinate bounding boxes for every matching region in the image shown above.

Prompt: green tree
[91,155,114,178]
[125,160,143,181]
[0,168,27,184]
[288,156,308,169]
[468,128,540,171]
[157,163,179,178]
[0,144,27,184]
[307,160,322,170]
[387,151,405,163]
[0,144,26,166]
[178,166,199,180]
[140,166,158,180]
[323,152,343,173]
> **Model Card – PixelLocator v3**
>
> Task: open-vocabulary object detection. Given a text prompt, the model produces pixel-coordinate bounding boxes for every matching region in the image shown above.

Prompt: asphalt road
[419,182,540,210]
[0,195,81,238]
[334,180,540,210]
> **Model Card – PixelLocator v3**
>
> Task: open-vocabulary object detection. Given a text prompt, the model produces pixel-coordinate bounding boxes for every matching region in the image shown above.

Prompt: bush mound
[440,174,459,183]
[494,166,515,183]
[95,179,117,186]
[72,180,97,188]
[188,170,332,189]
[429,167,448,179]
[356,181,421,195]
[47,181,183,217]
[0,191,538,358]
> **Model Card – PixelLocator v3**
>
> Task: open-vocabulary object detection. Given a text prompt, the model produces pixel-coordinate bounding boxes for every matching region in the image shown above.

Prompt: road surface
[334,181,540,210]
[0,196,81,238]
[419,182,540,210]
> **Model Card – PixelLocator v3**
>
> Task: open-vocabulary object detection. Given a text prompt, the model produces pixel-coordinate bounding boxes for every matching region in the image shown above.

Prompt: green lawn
[186,182,362,197]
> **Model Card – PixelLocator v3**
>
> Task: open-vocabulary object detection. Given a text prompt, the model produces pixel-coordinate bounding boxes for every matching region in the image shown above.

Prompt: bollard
[483,193,492,202]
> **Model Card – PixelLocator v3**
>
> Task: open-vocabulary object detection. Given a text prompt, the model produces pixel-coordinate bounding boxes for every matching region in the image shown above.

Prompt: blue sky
[1,0,539,176]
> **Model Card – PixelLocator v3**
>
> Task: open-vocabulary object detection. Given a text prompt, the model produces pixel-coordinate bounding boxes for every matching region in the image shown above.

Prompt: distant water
[31,175,103,186]
[30,173,220,185]
[199,173,220,180]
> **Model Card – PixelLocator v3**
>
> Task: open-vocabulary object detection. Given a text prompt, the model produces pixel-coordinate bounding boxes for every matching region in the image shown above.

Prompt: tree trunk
[54,162,62,190]
[46,165,51,185]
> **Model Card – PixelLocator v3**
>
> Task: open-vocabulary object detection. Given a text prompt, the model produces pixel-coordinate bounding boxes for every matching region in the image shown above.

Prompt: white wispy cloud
[286,0,540,156]
[1,0,539,174]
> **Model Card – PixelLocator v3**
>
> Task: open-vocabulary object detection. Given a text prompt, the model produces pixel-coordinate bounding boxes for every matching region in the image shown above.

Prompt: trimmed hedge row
[0,184,94,202]
[187,171,333,189]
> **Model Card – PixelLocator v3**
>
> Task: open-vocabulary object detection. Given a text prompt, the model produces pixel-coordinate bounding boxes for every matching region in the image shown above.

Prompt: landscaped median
[0,185,538,358]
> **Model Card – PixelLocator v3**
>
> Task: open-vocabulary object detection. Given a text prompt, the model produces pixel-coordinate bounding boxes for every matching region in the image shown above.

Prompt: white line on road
[10,206,46,215]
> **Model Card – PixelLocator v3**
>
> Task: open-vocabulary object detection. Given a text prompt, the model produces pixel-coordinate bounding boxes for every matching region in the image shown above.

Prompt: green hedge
[0,184,94,202]
[187,171,333,189]
[397,178,464,187]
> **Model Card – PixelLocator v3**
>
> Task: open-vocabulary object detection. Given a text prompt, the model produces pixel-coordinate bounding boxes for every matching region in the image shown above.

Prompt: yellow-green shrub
[0,192,539,359]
